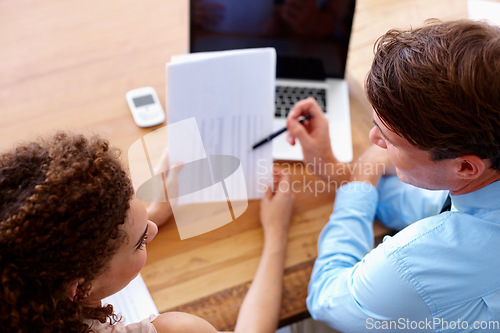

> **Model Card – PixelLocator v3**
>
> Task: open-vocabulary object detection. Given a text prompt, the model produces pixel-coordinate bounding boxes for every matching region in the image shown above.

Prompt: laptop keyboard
[275,85,327,118]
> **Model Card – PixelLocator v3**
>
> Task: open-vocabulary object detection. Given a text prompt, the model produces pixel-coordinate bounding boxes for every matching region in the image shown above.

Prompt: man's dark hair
[366,19,500,170]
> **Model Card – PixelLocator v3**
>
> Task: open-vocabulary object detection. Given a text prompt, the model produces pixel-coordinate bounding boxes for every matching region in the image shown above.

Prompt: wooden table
[0,0,468,330]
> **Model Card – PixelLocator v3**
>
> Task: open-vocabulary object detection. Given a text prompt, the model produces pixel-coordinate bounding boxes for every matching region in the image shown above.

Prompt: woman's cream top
[85,314,158,332]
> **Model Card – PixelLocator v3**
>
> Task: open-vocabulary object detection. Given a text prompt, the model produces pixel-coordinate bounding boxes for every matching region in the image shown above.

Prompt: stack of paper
[164,48,276,238]
[166,48,276,200]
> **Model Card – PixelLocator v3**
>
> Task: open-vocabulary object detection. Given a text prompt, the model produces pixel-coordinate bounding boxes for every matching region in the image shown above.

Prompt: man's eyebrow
[373,120,396,146]
[134,225,148,249]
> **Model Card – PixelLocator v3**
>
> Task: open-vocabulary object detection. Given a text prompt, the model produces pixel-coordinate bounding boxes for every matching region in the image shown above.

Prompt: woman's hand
[147,149,183,227]
[259,170,295,245]
[234,169,294,333]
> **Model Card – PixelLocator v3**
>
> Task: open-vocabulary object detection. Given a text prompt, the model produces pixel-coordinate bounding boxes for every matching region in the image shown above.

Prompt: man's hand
[286,97,338,180]
[350,145,396,187]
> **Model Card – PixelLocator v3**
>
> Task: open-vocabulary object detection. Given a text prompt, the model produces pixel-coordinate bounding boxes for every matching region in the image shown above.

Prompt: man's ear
[67,278,85,302]
[454,154,485,180]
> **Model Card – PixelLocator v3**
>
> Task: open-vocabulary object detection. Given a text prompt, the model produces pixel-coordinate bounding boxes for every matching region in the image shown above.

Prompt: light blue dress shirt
[307,176,500,332]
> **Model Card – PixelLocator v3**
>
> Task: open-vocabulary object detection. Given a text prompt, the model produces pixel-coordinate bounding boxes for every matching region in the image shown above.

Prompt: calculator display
[133,95,155,107]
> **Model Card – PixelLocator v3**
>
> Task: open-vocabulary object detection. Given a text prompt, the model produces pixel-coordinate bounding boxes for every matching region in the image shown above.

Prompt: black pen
[251,113,312,150]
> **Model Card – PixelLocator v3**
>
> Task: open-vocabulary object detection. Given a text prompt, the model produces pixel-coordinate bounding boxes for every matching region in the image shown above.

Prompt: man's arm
[347,144,447,230]
[376,176,449,230]
[307,181,432,332]
[286,100,431,330]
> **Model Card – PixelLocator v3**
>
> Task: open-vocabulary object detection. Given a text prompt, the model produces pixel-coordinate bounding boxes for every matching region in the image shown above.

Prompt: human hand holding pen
[286,97,339,180]
[252,114,312,150]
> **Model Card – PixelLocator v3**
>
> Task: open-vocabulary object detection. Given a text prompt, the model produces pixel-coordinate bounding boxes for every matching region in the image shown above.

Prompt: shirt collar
[451,180,500,215]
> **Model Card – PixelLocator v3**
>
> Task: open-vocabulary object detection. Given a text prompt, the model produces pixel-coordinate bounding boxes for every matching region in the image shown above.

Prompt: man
[286,20,500,332]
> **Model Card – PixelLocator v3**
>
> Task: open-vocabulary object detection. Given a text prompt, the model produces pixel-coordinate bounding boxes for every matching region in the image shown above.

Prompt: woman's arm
[149,165,294,333]
[152,312,218,333]
[234,172,294,333]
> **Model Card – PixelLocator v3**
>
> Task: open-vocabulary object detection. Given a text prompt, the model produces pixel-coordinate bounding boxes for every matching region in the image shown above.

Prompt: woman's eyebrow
[134,225,148,249]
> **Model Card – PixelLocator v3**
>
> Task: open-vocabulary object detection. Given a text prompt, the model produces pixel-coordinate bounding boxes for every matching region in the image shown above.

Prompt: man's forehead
[372,111,416,150]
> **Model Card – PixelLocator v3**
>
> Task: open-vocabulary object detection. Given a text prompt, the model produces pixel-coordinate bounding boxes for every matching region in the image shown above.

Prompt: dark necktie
[440,194,452,213]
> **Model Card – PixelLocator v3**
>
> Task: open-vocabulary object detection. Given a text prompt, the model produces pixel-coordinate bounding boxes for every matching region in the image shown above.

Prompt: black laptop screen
[190,0,355,80]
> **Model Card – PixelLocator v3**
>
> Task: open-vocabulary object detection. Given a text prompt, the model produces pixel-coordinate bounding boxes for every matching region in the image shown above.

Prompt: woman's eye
[136,235,147,250]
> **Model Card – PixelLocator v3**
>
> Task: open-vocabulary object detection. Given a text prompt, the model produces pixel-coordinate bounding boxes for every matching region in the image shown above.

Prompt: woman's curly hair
[0,132,134,332]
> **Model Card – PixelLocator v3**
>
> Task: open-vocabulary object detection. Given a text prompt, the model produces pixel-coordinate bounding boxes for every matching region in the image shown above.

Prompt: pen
[251,113,313,150]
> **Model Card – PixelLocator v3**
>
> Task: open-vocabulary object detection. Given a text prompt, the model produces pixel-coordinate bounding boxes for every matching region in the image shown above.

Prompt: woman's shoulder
[151,312,219,333]
[85,311,221,333]
[85,314,159,333]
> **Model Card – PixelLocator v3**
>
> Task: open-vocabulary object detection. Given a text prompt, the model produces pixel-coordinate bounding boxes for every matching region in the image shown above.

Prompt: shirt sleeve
[307,182,431,332]
[375,176,449,230]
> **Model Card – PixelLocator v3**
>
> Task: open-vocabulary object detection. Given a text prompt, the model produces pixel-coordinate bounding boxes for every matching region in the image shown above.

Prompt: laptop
[189,0,354,162]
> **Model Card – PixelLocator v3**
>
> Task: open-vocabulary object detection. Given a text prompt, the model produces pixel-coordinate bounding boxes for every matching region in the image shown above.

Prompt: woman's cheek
[129,250,148,278]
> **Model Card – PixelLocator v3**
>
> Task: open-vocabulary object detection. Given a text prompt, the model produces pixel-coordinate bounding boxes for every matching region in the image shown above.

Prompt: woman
[0,132,294,332]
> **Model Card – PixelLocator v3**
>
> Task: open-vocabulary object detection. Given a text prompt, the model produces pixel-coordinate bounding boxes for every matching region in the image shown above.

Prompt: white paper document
[166,48,276,200]
[102,274,159,325]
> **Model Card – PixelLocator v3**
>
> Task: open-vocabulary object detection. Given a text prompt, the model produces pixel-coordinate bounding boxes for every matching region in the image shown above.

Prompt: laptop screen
[190,0,355,80]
